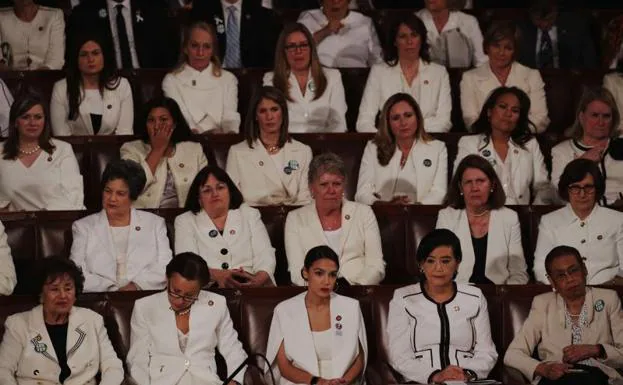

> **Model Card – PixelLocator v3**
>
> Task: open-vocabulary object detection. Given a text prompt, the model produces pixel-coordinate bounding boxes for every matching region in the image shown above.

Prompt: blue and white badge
[287,160,299,171]
[214,17,225,34]
[283,166,292,175]
[482,149,491,157]
[30,334,47,353]
[595,299,605,312]
[308,81,316,93]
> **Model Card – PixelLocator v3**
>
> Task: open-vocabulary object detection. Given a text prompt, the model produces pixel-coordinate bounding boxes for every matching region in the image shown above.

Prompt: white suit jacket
[551,138,623,205]
[387,283,498,384]
[460,62,550,133]
[265,292,367,385]
[162,64,240,134]
[127,291,247,385]
[604,73,623,134]
[50,78,134,136]
[0,78,13,137]
[436,206,529,284]
[0,221,16,295]
[355,139,447,205]
[0,139,85,211]
[120,140,208,208]
[504,288,623,384]
[357,60,452,133]
[226,139,312,206]
[0,306,123,385]
[454,134,551,205]
[533,204,623,285]
[174,205,276,282]
[70,209,172,292]
[285,201,385,286]
[263,68,347,133]
[0,7,64,70]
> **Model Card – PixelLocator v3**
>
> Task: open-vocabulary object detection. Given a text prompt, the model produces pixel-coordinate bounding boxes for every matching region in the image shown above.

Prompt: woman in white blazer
[127,253,247,385]
[388,229,498,384]
[51,34,133,136]
[460,21,549,133]
[0,78,13,137]
[0,221,16,295]
[357,14,452,133]
[437,155,528,284]
[0,257,123,385]
[70,160,172,292]
[163,22,240,134]
[416,0,488,68]
[226,86,312,206]
[604,69,623,134]
[263,23,347,133]
[266,246,367,385]
[285,153,385,286]
[356,92,447,205]
[0,4,64,70]
[454,86,551,205]
[174,165,276,288]
[551,87,623,206]
[534,159,623,285]
[0,92,84,211]
[121,97,208,208]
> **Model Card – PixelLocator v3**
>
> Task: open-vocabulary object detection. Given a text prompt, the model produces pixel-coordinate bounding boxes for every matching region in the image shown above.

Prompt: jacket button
[518,194,523,199]
[221,262,229,269]
[581,239,586,244]
[179,163,185,168]
[220,248,228,255]
[580,222,585,227]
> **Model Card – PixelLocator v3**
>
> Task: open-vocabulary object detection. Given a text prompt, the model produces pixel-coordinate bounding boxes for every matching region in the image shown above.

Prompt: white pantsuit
[0,306,123,385]
[0,6,65,70]
[120,140,208,208]
[357,60,452,133]
[127,291,247,385]
[0,139,84,211]
[603,73,623,134]
[174,205,276,282]
[263,69,347,133]
[436,206,529,284]
[265,292,367,385]
[454,134,551,205]
[162,64,240,134]
[285,201,385,286]
[355,139,447,205]
[387,283,498,384]
[70,209,172,292]
[0,221,16,295]
[460,62,550,133]
[533,204,623,285]
[50,78,134,136]
[226,139,312,206]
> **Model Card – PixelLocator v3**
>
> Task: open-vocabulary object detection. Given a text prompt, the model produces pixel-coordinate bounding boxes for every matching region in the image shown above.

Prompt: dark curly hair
[36,256,85,297]
[101,159,147,201]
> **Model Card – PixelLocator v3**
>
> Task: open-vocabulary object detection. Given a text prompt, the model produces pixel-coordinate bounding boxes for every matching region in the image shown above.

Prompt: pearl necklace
[18,145,40,155]
[171,306,191,316]
[467,209,490,217]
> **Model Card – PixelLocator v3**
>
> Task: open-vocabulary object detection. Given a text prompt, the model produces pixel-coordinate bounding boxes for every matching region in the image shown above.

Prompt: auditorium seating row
[1,285,620,384]
[0,204,580,294]
[0,66,609,135]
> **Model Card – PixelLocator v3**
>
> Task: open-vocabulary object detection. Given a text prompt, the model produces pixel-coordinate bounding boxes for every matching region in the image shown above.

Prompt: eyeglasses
[548,265,583,283]
[167,289,199,303]
[568,184,596,195]
[285,42,310,52]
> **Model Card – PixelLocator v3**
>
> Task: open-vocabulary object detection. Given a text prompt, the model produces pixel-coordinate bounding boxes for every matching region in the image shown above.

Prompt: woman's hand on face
[150,123,173,153]
[535,362,572,380]
[562,344,601,363]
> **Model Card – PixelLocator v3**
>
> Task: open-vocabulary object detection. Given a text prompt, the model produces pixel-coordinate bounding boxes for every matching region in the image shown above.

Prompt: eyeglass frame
[167,288,200,303]
[284,42,310,52]
[567,184,596,195]
[546,264,585,283]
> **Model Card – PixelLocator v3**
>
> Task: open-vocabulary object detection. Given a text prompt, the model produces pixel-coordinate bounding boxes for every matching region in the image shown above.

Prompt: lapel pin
[192,80,196,86]
[38,26,43,31]
[336,315,342,321]
[98,8,107,18]
[481,149,491,157]
[135,226,141,231]
[209,229,218,238]
[208,300,214,306]
[597,235,603,240]
[423,80,429,85]
[423,159,431,167]
[179,163,185,168]
[259,161,264,166]
[335,323,342,329]
[283,166,292,175]
[33,370,39,376]
[288,160,300,170]
[107,104,112,109]
[47,156,52,162]
[345,215,350,220]
[453,305,460,312]
[513,149,519,154]
[595,299,605,312]
[136,10,144,23]
[229,229,236,235]
[308,81,316,92]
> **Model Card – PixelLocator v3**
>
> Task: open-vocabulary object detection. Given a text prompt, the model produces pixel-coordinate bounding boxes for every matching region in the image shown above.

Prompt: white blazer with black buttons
[50,77,134,136]
[70,209,172,292]
[174,204,276,283]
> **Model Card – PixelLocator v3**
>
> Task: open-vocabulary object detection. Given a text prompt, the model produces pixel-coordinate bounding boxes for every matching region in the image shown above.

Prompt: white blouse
[0,139,84,211]
[0,6,65,70]
[162,63,240,133]
[263,68,347,133]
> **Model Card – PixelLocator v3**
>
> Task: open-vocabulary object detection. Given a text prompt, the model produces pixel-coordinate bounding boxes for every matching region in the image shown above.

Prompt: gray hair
[308,152,347,185]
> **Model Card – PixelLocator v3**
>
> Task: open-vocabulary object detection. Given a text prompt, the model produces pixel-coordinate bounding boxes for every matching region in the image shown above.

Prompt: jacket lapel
[456,211,476,281]
[126,208,140,263]
[508,141,524,197]
[412,140,434,197]
[293,293,320,375]
[28,306,58,364]
[78,92,94,135]
[249,142,283,189]
[222,207,242,243]
[418,60,433,114]
[66,310,88,360]
[338,202,356,257]
[195,211,228,254]
[96,210,116,273]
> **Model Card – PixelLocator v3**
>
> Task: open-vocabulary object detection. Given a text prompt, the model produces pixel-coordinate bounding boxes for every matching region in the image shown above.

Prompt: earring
[490,188,494,193]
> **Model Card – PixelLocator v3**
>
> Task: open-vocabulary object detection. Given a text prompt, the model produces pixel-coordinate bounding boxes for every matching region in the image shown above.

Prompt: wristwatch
[310,376,319,385]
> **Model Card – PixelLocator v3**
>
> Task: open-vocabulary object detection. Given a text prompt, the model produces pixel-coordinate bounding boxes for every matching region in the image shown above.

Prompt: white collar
[221,0,242,12]
[107,0,131,11]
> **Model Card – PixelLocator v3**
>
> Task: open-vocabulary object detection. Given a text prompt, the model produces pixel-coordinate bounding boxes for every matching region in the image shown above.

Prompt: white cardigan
[0,6,64,70]
[356,60,452,133]
[127,290,247,385]
[120,140,208,208]
[265,292,367,385]
[355,139,447,205]
[70,209,172,292]
[285,200,385,286]
[0,306,123,385]
[162,64,240,134]
[460,62,550,133]
[226,139,312,206]
[604,73,623,134]
[436,206,529,284]
[50,77,134,136]
[263,68,347,133]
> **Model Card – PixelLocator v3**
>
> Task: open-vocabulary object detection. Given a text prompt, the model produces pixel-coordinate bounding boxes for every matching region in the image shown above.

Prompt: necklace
[266,144,279,154]
[170,306,191,316]
[18,145,40,155]
[468,209,490,217]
